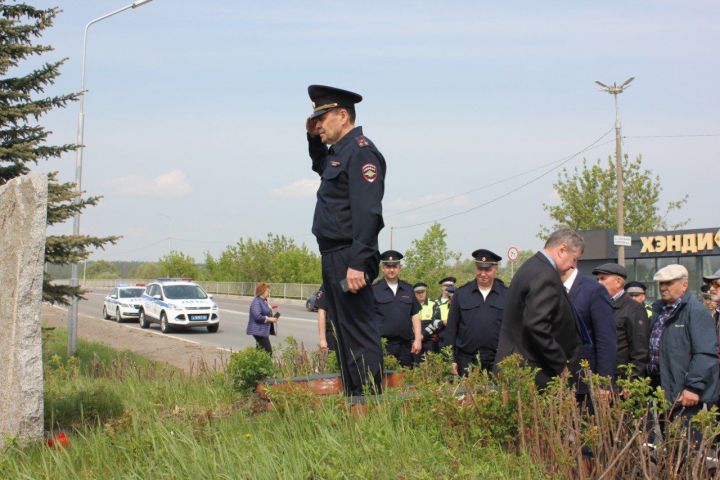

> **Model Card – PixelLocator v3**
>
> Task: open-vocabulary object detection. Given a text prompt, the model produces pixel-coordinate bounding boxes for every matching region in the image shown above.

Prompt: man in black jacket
[494,229,587,389]
[593,263,649,379]
[445,249,508,375]
[306,85,385,397]
[372,250,422,367]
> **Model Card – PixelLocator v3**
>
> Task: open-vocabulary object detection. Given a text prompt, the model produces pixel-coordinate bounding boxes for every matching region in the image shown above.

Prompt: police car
[138,278,220,333]
[102,284,146,322]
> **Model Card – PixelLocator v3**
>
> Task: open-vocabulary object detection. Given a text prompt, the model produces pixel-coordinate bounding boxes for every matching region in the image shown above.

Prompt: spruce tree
[1,3,118,304]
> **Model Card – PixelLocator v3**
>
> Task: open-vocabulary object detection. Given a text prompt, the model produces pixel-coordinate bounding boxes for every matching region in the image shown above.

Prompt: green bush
[45,384,125,430]
[227,347,276,393]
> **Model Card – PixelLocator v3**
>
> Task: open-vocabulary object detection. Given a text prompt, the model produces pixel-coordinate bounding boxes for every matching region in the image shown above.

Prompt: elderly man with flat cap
[372,250,422,368]
[593,263,649,379]
[445,249,508,375]
[559,264,615,404]
[646,264,718,427]
[306,85,386,398]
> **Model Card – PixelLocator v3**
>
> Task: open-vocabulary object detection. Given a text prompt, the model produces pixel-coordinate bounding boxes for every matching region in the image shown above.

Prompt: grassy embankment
[0,327,544,479]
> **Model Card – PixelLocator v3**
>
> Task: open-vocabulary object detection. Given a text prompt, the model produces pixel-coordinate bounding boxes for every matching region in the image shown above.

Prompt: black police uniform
[314,286,337,352]
[372,278,421,367]
[445,278,508,374]
[308,85,386,397]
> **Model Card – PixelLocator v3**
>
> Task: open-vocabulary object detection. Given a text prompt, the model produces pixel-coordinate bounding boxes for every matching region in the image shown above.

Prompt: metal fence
[74,279,321,300]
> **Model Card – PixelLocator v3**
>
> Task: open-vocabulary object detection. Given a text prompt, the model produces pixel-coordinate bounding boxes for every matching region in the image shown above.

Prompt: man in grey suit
[494,229,586,389]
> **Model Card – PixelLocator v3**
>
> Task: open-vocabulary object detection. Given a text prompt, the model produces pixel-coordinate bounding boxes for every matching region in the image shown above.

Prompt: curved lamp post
[68,0,154,355]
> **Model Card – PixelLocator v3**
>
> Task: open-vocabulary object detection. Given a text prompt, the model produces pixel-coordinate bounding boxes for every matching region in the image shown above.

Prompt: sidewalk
[42,304,230,374]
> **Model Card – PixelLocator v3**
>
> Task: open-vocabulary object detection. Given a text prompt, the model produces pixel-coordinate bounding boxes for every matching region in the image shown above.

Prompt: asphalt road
[76,289,322,352]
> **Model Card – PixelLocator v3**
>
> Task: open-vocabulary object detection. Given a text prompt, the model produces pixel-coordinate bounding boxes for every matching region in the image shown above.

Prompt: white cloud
[270,178,320,199]
[109,170,192,198]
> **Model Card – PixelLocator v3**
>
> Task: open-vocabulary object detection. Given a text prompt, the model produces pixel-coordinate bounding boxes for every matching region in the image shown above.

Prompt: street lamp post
[595,76,635,267]
[67,0,153,356]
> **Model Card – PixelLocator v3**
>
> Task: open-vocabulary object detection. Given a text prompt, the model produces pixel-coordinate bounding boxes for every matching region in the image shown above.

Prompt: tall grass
[0,327,543,479]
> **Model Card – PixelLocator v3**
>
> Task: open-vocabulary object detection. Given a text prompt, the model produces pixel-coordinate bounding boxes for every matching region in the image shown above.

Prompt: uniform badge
[355,135,369,147]
[361,163,378,183]
[330,160,341,167]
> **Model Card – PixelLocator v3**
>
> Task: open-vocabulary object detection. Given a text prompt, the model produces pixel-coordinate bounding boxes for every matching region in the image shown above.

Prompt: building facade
[578,228,720,301]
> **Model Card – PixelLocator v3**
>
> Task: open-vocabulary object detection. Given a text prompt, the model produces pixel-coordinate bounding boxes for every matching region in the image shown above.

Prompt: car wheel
[207,324,219,333]
[160,312,172,334]
[139,309,150,329]
[102,305,110,320]
[305,300,312,311]
[115,307,123,323]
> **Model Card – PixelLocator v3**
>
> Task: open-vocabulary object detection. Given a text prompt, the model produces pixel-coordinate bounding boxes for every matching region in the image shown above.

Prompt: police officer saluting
[445,249,508,375]
[306,85,385,398]
[372,250,422,367]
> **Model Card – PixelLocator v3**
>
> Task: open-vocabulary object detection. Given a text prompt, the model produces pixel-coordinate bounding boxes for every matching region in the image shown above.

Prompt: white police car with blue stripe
[138,279,220,333]
[103,284,146,323]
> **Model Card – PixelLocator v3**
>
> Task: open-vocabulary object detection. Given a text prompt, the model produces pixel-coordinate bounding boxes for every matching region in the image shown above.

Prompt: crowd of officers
[302,84,720,428]
[315,242,720,426]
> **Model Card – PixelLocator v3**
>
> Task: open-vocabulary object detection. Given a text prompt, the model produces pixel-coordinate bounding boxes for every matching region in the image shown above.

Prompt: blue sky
[30,0,719,264]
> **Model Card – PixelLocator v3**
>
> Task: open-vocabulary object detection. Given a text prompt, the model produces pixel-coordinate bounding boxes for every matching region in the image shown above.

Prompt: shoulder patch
[355,135,369,147]
[361,163,378,183]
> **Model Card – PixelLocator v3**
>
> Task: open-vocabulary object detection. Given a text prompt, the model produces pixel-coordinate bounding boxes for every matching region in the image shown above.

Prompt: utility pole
[390,226,394,249]
[595,77,634,267]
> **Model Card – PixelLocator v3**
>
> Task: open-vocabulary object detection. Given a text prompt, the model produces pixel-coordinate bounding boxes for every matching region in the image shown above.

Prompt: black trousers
[455,350,493,376]
[384,337,414,368]
[253,335,272,354]
[421,338,441,355]
[322,247,383,397]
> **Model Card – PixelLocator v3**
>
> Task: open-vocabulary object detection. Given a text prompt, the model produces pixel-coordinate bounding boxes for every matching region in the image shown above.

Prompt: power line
[385,151,595,218]
[108,237,168,255]
[392,131,615,230]
[624,133,720,139]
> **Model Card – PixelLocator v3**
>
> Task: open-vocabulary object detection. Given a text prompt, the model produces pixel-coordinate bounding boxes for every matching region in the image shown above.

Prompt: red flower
[46,432,70,448]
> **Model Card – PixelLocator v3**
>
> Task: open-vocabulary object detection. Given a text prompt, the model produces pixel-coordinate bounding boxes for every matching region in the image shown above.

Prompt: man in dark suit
[561,267,617,402]
[593,263,649,379]
[494,229,587,389]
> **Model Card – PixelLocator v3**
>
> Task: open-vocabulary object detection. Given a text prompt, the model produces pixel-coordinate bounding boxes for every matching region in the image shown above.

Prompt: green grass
[0,327,545,479]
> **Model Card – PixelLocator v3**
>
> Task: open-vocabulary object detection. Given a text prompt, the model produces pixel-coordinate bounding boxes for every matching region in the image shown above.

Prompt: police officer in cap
[625,281,653,318]
[306,85,386,397]
[413,282,441,355]
[372,250,422,367]
[445,249,508,375]
[436,276,456,324]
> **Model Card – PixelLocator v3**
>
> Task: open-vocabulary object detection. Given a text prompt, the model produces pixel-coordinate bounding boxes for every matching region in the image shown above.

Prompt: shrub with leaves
[226,347,276,394]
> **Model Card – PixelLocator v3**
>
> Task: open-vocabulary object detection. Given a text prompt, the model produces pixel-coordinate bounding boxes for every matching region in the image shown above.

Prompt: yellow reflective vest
[437,298,451,324]
[419,299,437,322]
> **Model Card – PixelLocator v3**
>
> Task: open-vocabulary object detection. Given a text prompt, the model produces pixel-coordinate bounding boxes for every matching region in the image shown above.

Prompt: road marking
[48,304,233,352]
[219,308,317,324]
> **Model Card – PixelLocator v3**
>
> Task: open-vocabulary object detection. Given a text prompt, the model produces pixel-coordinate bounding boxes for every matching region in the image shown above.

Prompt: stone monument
[0,173,48,447]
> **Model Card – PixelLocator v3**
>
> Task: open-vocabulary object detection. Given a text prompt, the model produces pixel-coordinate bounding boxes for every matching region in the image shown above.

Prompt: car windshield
[163,285,208,300]
[119,288,145,298]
